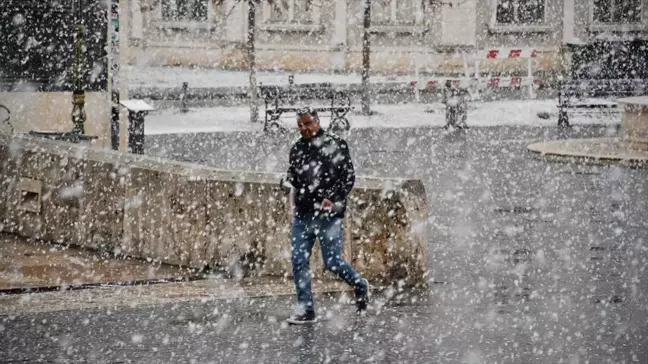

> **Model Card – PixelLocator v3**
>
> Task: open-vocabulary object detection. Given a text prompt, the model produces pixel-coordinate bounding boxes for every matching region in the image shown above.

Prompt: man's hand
[321,199,333,210]
[280,177,293,194]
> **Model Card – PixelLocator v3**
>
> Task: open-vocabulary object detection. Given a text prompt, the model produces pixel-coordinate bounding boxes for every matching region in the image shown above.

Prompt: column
[331,0,347,70]
[441,0,476,46]
[225,0,245,43]
[563,0,575,44]
[131,0,144,40]
[119,0,130,152]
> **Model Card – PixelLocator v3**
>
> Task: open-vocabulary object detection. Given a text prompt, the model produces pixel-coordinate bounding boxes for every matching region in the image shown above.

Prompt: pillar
[563,0,575,44]
[331,0,347,70]
[225,0,245,43]
[119,0,130,152]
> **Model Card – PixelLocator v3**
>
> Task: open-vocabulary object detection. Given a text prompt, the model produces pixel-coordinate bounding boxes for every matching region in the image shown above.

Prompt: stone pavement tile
[0,233,190,291]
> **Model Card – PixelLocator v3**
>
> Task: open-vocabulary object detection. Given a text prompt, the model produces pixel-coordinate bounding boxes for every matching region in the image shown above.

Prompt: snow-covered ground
[126,66,412,89]
[145,99,621,135]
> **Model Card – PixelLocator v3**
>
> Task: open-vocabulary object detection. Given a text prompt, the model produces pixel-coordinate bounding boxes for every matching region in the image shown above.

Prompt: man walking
[283,107,369,325]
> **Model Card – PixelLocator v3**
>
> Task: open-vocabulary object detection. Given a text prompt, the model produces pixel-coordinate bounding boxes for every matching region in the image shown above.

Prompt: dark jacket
[285,129,355,218]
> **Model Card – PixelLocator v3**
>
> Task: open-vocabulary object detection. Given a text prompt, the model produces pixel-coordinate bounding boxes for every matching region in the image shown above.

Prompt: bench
[260,84,352,133]
[557,38,648,127]
[0,104,10,133]
[557,79,646,127]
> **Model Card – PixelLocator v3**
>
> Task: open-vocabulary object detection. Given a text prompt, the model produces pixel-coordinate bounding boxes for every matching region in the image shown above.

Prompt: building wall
[474,0,564,49]
[124,0,648,75]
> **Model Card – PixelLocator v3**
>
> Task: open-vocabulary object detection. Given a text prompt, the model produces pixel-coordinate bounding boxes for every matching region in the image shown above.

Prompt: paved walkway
[0,274,351,316]
[0,234,189,291]
[3,124,648,363]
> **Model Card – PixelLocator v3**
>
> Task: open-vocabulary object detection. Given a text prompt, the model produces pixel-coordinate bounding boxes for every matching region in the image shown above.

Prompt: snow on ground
[146,107,259,135]
[145,99,621,135]
[126,65,412,89]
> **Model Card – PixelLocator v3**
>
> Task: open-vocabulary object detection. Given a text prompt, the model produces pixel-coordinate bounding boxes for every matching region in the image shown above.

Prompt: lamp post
[247,0,259,123]
[361,0,371,115]
[71,0,87,135]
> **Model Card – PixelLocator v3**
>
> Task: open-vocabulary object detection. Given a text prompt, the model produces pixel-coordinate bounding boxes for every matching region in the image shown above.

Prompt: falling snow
[1,0,648,363]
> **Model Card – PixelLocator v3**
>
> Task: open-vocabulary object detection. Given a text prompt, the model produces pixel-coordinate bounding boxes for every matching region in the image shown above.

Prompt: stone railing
[0,133,429,286]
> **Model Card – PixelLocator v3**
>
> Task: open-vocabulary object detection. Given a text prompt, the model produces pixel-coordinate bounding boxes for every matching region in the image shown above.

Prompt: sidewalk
[3,124,647,364]
[0,234,189,292]
[145,100,621,135]
[126,65,413,90]
[0,233,353,316]
[0,272,352,316]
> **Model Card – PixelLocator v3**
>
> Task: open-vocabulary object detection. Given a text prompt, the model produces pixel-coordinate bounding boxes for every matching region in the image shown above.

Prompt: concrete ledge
[0,133,430,287]
[527,138,648,167]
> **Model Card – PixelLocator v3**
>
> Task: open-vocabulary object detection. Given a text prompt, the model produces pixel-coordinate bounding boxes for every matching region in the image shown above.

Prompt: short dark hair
[297,107,319,120]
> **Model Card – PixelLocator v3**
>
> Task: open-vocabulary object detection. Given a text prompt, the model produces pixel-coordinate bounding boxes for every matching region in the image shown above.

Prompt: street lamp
[29,0,96,144]
[71,0,87,135]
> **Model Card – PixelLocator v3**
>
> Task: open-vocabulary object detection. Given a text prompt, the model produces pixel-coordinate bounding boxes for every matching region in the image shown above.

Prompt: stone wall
[0,133,429,287]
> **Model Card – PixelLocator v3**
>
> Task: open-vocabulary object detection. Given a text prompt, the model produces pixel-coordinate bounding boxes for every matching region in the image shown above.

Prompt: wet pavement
[0,275,353,316]
[2,124,648,363]
[0,233,192,291]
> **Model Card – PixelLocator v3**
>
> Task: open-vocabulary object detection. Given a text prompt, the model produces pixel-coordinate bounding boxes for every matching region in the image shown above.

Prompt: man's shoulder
[324,131,348,146]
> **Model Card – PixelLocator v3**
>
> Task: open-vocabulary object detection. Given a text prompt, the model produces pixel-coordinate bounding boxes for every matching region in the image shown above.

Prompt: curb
[0,275,206,296]
[527,138,648,167]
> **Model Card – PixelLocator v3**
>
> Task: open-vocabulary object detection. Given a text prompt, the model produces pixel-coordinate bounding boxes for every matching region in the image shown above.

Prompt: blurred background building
[125,0,647,79]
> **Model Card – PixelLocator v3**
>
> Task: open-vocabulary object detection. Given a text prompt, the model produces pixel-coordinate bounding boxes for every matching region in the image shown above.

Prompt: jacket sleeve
[286,145,299,188]
[326,139,355,202]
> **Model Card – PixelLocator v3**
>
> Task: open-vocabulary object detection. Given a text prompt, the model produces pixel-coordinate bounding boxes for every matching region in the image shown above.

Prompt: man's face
[297,114,320,139]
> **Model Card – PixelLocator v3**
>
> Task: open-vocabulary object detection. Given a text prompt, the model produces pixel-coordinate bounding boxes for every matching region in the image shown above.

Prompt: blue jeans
[291,214,367,313]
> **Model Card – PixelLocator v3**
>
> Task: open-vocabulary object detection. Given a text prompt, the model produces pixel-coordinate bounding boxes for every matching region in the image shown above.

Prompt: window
[268,0,314,24]
[593,0,642,23]
[495,0,545,25]
[372,0,419,25]
[161,0,207,22]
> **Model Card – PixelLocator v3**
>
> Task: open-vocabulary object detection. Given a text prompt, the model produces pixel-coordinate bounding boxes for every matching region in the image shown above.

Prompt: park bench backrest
[260,84,337,106]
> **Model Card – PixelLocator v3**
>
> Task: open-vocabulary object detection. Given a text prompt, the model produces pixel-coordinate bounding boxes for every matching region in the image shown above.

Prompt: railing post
[180,82,189,113]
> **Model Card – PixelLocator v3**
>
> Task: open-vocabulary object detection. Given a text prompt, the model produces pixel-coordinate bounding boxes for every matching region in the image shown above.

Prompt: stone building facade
[122,0,648,76]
